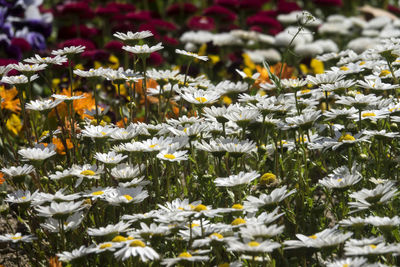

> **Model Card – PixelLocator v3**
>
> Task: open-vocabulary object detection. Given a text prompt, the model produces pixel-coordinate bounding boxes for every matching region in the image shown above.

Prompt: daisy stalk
[140,55,149,123]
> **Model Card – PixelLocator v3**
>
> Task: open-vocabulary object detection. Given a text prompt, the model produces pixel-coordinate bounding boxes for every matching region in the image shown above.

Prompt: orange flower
[49,256,62,267]
[50,89,97,119]
[0,85,20,113]
[0,172,5,185]
[255,62,295,84]
[133,79,158,95]
[52,137,73,155]
[116,118,128,128]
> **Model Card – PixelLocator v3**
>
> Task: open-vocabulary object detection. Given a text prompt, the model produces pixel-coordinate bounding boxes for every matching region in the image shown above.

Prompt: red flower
[151,19,178,32]
[162,36,179,46]
[166,3,197,16]
[58,25,99,39]
[11,38,31,53]
[58,38,96,50]
[203,5,237,22]
[246,15,281,28]
[96,6,119,17]
[147,52,163,67]
[188,16,215,31]
[239,0,265,10]
[104,40,124,53]
[57,2,94,19]
[106,2,136,12]
[124,11,152,22]
[214,0,239,9]
[82,49,110,62]
[313,0,342,6]
[389,5,400,15]
[277,1,301,13]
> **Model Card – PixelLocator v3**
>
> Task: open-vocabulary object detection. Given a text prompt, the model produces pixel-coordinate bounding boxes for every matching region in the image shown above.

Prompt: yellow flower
[6,114,22,135]
[243,53,256,70]
[311,59,324,74]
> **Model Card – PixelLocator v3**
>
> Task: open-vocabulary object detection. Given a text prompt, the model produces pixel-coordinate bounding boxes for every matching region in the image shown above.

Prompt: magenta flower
[277,0,302,13]
[203,5,237,22]
[166,3,198,16]
[313,0,343,6]
[188,16,215,31]
[104,41,124,53]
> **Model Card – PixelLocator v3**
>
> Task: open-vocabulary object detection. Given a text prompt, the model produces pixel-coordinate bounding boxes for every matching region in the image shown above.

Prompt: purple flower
[26,32,45,50]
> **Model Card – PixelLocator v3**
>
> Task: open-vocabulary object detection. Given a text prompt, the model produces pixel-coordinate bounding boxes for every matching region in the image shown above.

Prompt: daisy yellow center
[362,112,376,117]
[129,240,146,247]
[359,61,366,65]
[11,236,22,240]
[164,154,176,160]
[195,97,207,103]
[380,70,391,77]
[308,235,317,239]
[190,223,200,228]
[127,236,134,240]
[123,195,133,201]
[260,172,277,185]
[218,264,230,267]
[149,144,157,148]
[248,241,260,247]
[343,264,349,267]
[210,233,223,239]
[100,243,112,249]
[339,134,355,142]
[21,196,27,200]
[194,204,207,212]
[178,252,192,258]
[112,235,127,242]
[369,244,377,249]
[92,191,104,196]
[337,178,343,182]
[231,218,246,226]
[300,89,310,94]
[232,204,243,210]
[340,66,349,71]
[81,170,95,176]
[101,131,107,136]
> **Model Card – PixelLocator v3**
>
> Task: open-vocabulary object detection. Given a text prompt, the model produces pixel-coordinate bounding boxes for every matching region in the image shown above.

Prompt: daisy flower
[81,125,116,139]
[110,164,142,180]
[57,245,93,262]
[1,164,35,178]
[175,49,208,61]
[214,171,260,187]
[25,99,63,111]
[114,240,160,262]
[105,187,149,206]
[18,146,57,161]
[113,31,153,41]
[227,239,281,254]
[156,149,188,162]
[51,46,86,56]
[243,186,296,211]
[122,43,164,55]
[87,221,131,237]
[0,233,36,243]
[1,74,39,85]
[35,200,88,218]
[284,228,353,249]
[94,151,127,165]
[41,211,85,233]
[161,252,209,266]
[24,55,67,65]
